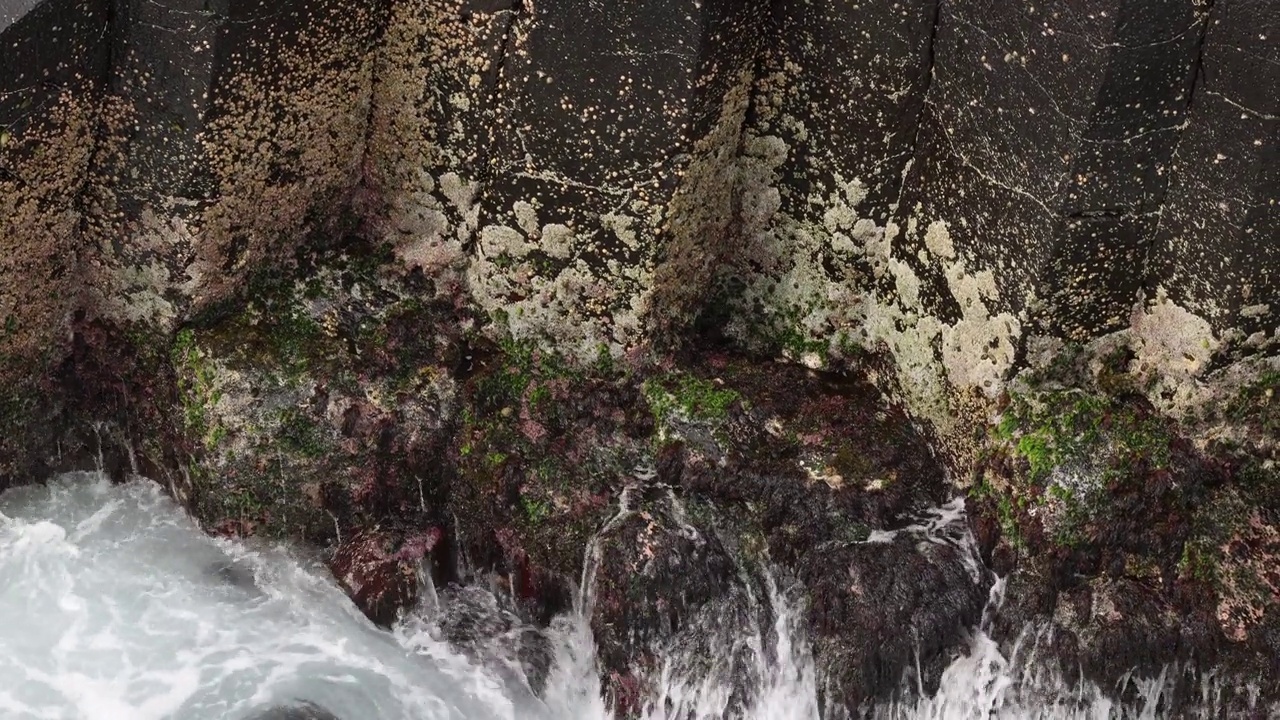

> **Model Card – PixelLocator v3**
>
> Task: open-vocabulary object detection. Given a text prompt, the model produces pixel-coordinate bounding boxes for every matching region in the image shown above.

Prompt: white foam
[0,475,1267,720]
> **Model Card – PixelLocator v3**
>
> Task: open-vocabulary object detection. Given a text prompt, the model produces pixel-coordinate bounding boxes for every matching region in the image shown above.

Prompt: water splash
[0,474,1269,719]
[0,474,530,720]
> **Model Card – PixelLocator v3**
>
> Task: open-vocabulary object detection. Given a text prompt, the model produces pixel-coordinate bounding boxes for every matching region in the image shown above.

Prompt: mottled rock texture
[1,0,1278,713]
[3,0,1275,463]
[467,0,767,356]
[86,0,390,327]
[0,0,110,487]
[971,347,1279,710]
[720,0,1277,453]
[1149,0,1278,357]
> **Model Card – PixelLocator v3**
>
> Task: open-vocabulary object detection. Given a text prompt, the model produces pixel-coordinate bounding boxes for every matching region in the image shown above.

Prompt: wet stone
[472,0,768,355]
[90,0,390,327]
[329,529,434,628]
[892,0,1210,341]
[0,0,111,487]
[243,702,341,720]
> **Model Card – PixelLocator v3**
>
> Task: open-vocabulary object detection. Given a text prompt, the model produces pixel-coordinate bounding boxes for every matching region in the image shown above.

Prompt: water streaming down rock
[0,473,1271,720]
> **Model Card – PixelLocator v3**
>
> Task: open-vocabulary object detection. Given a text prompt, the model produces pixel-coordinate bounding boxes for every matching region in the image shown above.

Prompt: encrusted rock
[0,0,110,488]
[330,527,442,628]
[975,361,1280,710]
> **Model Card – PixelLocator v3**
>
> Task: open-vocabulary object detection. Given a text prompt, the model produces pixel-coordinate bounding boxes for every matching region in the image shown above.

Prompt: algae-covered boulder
[972,355,1280,708]
[166,244,462,543]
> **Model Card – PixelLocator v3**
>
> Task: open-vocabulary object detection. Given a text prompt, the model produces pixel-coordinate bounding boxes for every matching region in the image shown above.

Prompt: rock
[426,584,557,696]
[471,0,768,356]
[977,378,1280,711]
[890,0,1207,342]
[722,0,937,355]
[362,0,513,294]
[330,528,442,628]
[89,0,390,329]
[801,533,988,703]
[1148,0,1279,351]
[244,702,340,720]
[587,487,743,678]
[165,246,461,541]
[0,0,110,488]
[207,558,261,594]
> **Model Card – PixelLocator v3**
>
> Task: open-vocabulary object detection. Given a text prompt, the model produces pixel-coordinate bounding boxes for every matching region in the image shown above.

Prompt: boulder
[976,370,1280,712]
[330,527,443,628]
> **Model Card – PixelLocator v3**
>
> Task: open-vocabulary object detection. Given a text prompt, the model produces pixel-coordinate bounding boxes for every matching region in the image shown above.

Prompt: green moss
[172,328,226,451]
[643,373,741,425]
[991,387,1177,549]
[837,519,871,543]
[971,476,1027,550]
[1000,390,1169,487]
[276,407,328,458]
[1178,540,1218,584]
[592,343,617,377]
[520,495,552,524]
[779,323,829,362]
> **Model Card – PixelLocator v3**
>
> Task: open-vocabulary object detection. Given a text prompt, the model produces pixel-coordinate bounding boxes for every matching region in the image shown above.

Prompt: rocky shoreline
[17,235,1271,715]
[2,0,1278,715]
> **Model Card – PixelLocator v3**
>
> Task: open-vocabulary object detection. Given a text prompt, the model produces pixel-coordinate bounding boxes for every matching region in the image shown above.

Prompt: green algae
[643,373,741,425]
[172,328,225,452]
[987,387,1176,548]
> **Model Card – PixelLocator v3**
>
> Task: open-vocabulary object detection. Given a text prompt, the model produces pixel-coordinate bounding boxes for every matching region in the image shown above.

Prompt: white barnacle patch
[1129,288,1220,382]
[513,201,541,235]
[478,224,534,259]
[600,212,638,251]
[1239,303,1271,319]
[439,171,479,229]
[924,219,956,259]
[540,223,576,260]
[928,222,1022,396]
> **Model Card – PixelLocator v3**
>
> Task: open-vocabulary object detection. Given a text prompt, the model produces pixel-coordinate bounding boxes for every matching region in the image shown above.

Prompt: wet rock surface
[330,528,442,628]
[0,0,1277,713]
[244,703,341,720]
[971,353,1280,710]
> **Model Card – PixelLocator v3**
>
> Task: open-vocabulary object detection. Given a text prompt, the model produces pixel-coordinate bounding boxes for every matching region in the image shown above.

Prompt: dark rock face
[89,0,390,325]
[804,534,986,702]
[890,0,1208,340]
[330,527,443,628]
[446,350,986,710]
[586,487,743,688]
[1150,0,1278,353]
[465,0,768,351]
[0,0,110,488]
